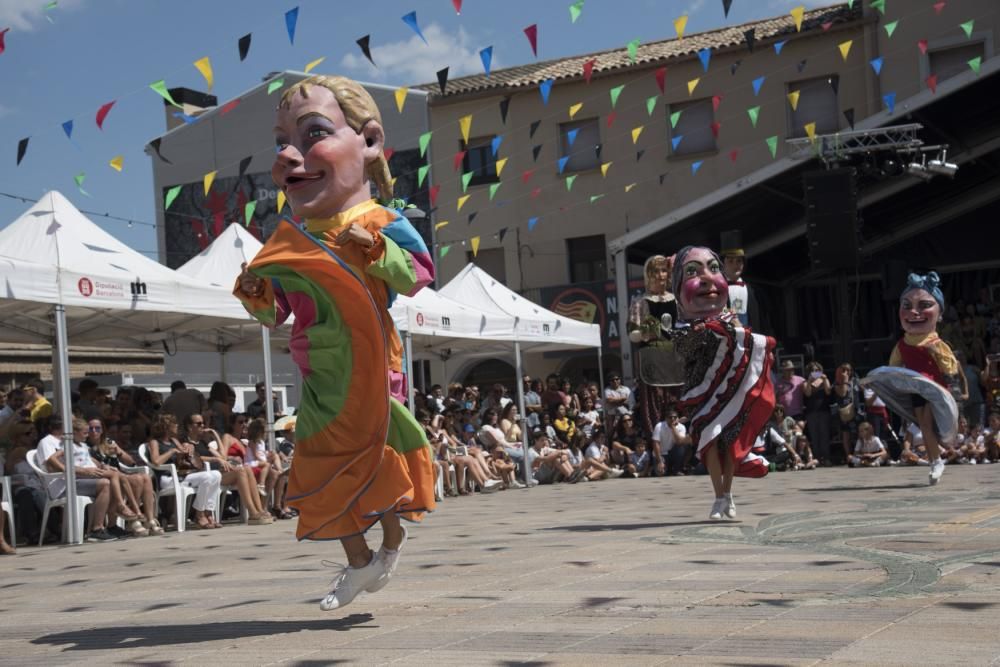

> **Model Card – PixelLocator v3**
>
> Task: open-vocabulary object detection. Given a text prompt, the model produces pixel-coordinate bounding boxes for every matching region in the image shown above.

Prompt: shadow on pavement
[800,483,928,492]
[32,615,375,651]
[542,520,719,532]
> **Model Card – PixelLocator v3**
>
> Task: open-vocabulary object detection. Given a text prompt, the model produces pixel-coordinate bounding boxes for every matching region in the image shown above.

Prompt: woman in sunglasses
[147,413,222,530]
[87,418,162,536]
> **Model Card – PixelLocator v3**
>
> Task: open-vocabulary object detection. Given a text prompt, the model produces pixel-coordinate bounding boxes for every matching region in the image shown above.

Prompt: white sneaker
[319,553,385,611]
[709,499,724,521]
[367,525,407,593]
[508,480,526,489]
[608,468,625,479]
[929,458,945,485]
[969,459,977,465]
[482,479,503,493]
[723,494,736,519]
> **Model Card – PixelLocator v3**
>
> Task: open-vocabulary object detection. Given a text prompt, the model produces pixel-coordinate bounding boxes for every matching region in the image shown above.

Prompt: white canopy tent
[439,264,603,483]
[0,191,254,542]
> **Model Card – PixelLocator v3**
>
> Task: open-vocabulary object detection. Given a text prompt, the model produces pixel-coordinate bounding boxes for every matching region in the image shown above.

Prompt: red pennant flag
[712,94,723,112]
[0,28,8,55]
[710,121,721,139]
[452,0,462,14]
[583,58,596,84]
[220,98,241,114]
[926,73,938,93]
[606,111,617,127]
[918,39,928,54]
[453,150,467,171]
[521,169,535,184]
[524,24,538,57]
[95,101,116,130]
[933,1,945,14]
[530,186,542,198]
[821,21,833,31]
[729,148,740,163]
[383,147,395,161]
[429,184,441,207]
[655,67,666,93]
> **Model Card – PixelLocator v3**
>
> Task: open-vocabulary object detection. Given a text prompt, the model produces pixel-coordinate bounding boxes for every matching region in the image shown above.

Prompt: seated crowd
[0,379,295,554]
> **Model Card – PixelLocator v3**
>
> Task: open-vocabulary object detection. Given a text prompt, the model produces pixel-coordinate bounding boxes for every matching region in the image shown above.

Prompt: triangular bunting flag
[74,172,90,197]
[671,135,683,150]
[968,56,982,74]
[636,149,645,161]
[395,87,408,113]
[626,38,640,63]
[625,183,637,193]
[498,227,508,243]
[565,174,577,191]
[744,28,756,52]
[429,184,441,208]
[884,20,899,38]
[798,59,808,73]
[459,115,473,143]
[729,148,740,162]
[528,216,539,230]
[521,169,536,183]
[304,56,325,74]
[933,2,945,14]
[435,220,450,231]
[601,162,612,177]
[774,40,787,54]
[722,0,733,17]
[698,48,711,71]
[490,134,502,156]
[659,172,668,185]
[109,155,123,172]
[569,102,583,119]
[790,5,805,31]
[747,106,760,127]
[532,144,542,161]
[267,78,285,95]
[787,90,800,111]
[529,120,541,138]
[610,84,625,108]
[480,46,493,77]
[401,11,428,44]
[712,94,723,112]
[674,15,688,39]
[238,33,252,61]
[149,138,172,164]
[631,126,644,144]
[488,183,501,200]
[691,160,703,175]
[926,73,938,93]
[590,194,604,204]
[565,129,578,147]
[669,110,682,128]
[499,97,510,123]
[539,79,554,105]
[440,245,451,258]
[752,75,765,95]
[844,108,855,129]
[457,195,470,211]
[495,157,508,177]
[606,111,617,127]
[194,56,213,90]
[285,7,299,44]
[918,39,929,55]
[150,80,181,108]
[277,190,286,213]
[524,24,538,57]
[870,0,885,14]
[804,122,816,140]
[558,156,570,174]
[356,35,376,66]
[467,212,478,225]
[62,120,73,140]
[569,0,584,23]
[165,184,182,209]
[870,57,883,75]
[687,78,700,95]
[471,236,480,257]
[765,136,778,158]
[838,40,853,61]
[237,156,252,181]
[710,121,721,139]
[646,95,658,116]
[461,172,474,192]
[731,59,742,75]
[203,170,217,195]
[883,91,896,113]
[453,0,462,14]
[453,151,466,171]
[417,165,430,188]
[655,67,666,93]
[244,200,257,226]
[583,58,596,83]
[437,67,449,95]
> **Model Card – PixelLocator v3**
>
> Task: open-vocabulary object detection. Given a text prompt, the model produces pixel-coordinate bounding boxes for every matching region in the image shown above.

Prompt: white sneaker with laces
[319,553,385,611]
[929,458,945,485]
[609,468,625,479]
[482,479,503,493]
[709,498,724,521]
[508,480,526,489]
[367,525,408,593]
[723,493,736,519]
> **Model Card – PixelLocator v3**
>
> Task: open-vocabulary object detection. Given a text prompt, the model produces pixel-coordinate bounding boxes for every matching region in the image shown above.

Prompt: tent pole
[597,345,605,409]
[514,340,530,486]
[218,336,227,383]
[614,250,633,385]
[261,326,276,454]
[53,305,80,544]
[405,331,416,415]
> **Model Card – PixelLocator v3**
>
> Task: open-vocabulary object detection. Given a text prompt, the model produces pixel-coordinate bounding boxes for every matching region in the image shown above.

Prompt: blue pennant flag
[883,91,896,113]
[691,160,703,175]
[566,128,579,146]
[671,135,684,150]
[752,75,766,96]
[285,7,299,45]
[491,134,503,156]
[539,79,554,105]
[698,48,711,72]
[773,40,786,54]
[870,56,883,75]
[528,216,539,230]
[480,46,493,77]
[401,11,428,44]
[557,156,569,173]
[62,120,73,140]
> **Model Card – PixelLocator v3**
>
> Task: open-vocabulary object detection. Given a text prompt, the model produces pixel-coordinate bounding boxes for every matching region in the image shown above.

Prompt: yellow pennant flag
[804,122,817,140]
[787,90,800,111]
[838,40,853,61]
[435,220,450,230]
[203,170,217,195]
[390,176,398,190]
[459,114,473,144]
[194,56,213,91]
[108,155,124,172]
[790,5,805,32]
[495,157,508,177]
[687,78,700,95]
[569,102,583,119]
[625,183,637,192]
[457,194,470,211]
[304,56,325,73]
[674,15,688,39]
[276,190,286,214]
[394,87,408,113]
[471,236,481,257]
[601,161,612,177]
[631,126,644,144]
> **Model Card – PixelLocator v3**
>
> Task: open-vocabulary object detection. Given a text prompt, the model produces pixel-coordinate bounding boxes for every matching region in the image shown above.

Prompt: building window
[462,136,498,186]
[558,118,601,172]
[668,97,716,156]
[928,41,986,83]
[787,75,839,138]
[567,235,607,283]
[467,247,507,285]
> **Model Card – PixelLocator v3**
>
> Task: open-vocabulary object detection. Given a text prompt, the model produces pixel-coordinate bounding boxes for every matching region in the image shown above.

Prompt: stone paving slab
[2,465,1000,665]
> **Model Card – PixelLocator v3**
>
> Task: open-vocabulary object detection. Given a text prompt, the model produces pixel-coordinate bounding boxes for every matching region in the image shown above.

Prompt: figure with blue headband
[860,271,965,485]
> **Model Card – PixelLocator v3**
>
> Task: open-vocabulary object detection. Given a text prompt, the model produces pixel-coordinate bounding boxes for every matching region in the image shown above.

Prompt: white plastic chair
[26,449,93,545]
[139,443,196,532]
[1,476,15,547]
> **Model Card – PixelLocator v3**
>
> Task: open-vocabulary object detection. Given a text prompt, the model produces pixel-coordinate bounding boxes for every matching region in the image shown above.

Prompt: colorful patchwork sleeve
[366,212,434,300]
[231,277,292,328]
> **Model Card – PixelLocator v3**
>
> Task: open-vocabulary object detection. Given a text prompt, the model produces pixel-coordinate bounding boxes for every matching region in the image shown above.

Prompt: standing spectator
[560,379,581,417]
[603,374,632,418]
[246,381,282,420]
[586,382,604,413]
[162,380,206,425]
[775,360,806,421]
[863,386,889,440]
[426,385,446,415]
[652,410,692,475]
[205,381,235,435]
[802,362,832,465]
[75,379,102,421]
[0,387,26,435]
[22,379,52,426]
[956,351,985,428]
[850,421,888,467]
[523,379,543,429]
[577,396,601,438]
[833,363,860,464]
[540,374,566,415]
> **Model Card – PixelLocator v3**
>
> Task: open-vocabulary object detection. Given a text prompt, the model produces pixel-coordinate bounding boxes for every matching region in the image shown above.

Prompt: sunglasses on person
[89,425,103,432]
[190,420,205,427]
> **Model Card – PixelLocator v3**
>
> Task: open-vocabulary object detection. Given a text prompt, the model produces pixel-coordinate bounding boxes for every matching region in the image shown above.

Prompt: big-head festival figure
[235,75,435,611]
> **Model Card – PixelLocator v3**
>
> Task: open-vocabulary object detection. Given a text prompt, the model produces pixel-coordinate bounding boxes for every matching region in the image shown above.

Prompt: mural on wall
[540,278,644,352]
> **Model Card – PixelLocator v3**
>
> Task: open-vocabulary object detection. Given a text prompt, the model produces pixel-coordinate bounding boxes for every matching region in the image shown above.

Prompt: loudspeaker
[803,168,858,271]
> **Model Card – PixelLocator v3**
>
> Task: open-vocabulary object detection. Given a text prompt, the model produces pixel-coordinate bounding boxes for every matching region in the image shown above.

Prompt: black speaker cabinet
[803,168,858,271]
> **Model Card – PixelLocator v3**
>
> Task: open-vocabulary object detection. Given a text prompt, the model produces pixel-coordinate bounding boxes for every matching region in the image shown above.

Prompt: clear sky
[0,0,822,257]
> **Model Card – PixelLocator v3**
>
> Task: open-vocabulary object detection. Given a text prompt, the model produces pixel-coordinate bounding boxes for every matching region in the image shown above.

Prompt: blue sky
[0,0,822,257]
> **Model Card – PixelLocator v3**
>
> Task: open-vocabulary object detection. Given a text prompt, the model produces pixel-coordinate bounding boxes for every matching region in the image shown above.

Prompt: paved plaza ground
[2,465,1000,665]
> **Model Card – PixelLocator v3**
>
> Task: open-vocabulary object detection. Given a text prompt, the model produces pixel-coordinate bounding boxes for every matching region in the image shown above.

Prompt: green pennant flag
[883,19,898,38]
[417,164,430,187]
[244,200,257,226]
[747,106,760,127]
[968,55,982,74]
[565,174,577,191]
[569,0,584,23]
[267,77,285,95]
[590,194,605,203]
[670,110,683,128]
[627,38,640,63]
[870,0,885,15]
[847,0,854,6]
[440,244,451,258]
[74,172,91,197]
[150,80,182,108]
[419,131,433,157]
[960,19,974,38]
[164,184,182,209]
[646,95,658,116]
[489,182,501,200]
[765,135,778,158]
[609,84,625,108]
[461,171,474,192]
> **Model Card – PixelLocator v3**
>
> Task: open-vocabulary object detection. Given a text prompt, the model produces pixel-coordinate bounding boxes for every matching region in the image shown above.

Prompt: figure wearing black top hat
[720,230,758,328]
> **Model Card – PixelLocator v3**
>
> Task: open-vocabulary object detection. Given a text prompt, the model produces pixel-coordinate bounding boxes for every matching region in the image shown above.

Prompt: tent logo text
[130,277,148,301]
[78,277,93,297]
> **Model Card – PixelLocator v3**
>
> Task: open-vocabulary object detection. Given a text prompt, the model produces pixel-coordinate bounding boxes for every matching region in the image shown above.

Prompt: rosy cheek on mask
[681,278,702,305]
